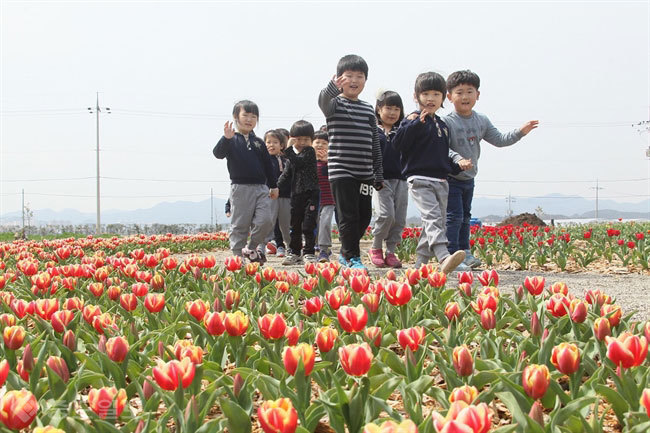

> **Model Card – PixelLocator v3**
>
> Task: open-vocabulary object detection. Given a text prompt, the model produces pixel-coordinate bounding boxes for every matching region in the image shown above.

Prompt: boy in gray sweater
[443,70,538,269]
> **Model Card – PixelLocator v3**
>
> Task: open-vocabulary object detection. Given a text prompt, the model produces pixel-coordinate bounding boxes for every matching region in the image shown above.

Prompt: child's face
[292,136,312,152]
[340,70,366,100]
[235,109,258,135]
[415,90,444,115]
[312,139,328,161]
[265,136,282,155]
[447,84,480,116]
[378,105,401,128]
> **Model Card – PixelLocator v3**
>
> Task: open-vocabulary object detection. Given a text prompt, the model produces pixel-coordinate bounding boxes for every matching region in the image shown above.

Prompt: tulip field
[0,229,649,432]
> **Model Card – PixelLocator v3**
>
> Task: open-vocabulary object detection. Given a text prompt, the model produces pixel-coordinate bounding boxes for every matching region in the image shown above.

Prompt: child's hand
[458,159,473,171]
[224,121,235,139]
[309,205,316,211]
[374,181,384,191]
[226,212,231,218]
[316,149,327,161]
[334,74,349,91]
[287,138,295,148]
[419,109,433,123]
[269,188,279,200]
[520,120,539,136]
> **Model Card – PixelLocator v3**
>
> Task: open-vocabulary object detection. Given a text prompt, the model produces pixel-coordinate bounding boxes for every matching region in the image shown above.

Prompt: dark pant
[446,177,474,253]
[330,178,373,260]
[274,220,284,248]
[289,191,318,255]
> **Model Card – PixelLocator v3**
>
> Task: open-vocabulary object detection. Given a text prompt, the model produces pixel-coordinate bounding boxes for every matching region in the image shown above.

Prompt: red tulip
[88,282,104,297]
[185,300,209,322]
[34,298,58,320]
[448,385,479,405]
[120,293,138,312]
[480,309,495,331]
[585,289,611,307]
[477,269,498,287]
[364,326,382,348]
[283,343,315,376]
[428,271,447,288]
[522,364,550,399]
[337,305,368,333]
[63,330,76,351]
[0,389,38,429]
[316,327,338,352]
[257,398,298,433]
[397,326,426,352]
[326,286,351,310]
[361,292,381,313]
[174,340,203,364]
[569,299,587,323]
[363,419,418,433]
[457,271,473,285]
[0,359,9,388]
[641,388,650,418]
[303,297,323,316]
[3,325,25,350]
[0,313,16,327]
[339,343,373,376]
[546,294,570,317]
[224,311,249,336]
[445,302,461,322]
[203,311,226,336]
[46,356,70,383]
[224,256,242,272]
[144,293,165,313]
[10,299,34,319]
[63,296,84,311]
[106,336,130,363]
[50,310,74,333]
[471,293,498,314]
[151,273,165,291]
[593,317,612,341]
[285,326,300,346]
[548,282,568,296]
[600,304,622,327]
[606,332,648,369]
[319,266,337,284]
[349,274,370,294]
[452,345,474,377]
[258,313,287,340]
[645,321,650,343]
[524,276,545,296]
[92,312,118,335]
[458,282,473,298]
[551,342,580,375]
[432,401,491,433]
[225,289,241,310]
[384,281,412,306]
[152,358,196,390]
[87,386,127,419]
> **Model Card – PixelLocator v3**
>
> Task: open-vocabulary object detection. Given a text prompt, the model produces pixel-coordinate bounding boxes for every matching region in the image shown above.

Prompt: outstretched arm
[213,121,236,159]
[318,76,342,117]
[519,120,539,136]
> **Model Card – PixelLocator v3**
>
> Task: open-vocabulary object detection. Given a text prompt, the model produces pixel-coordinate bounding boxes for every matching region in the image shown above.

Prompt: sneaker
[368,248,386,267]
[303,254,317,263]
[338,254,349,267]
[276,247,286,258]
[256,248,267,266]
[242,247,260,263]
[265,241,277,255]
[464,250,481,269]
[455,262,472,272]
[384,252,402,268]
[318,250,330,263]
[440,250,466,274]
[282,254,303,266]
[349,257,367,270]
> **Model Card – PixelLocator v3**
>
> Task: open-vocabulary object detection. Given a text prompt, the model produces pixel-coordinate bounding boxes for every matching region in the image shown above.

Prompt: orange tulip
[204,311,226,336]
[152,357,196,390]
[452,345,474,377]
[257,398,298,433]
[87,386,127,419]
[34,298,58,320]
[337,305,368,333]
[50,310,74,333]
[185,300,210,322]
[3,325,25,350]
[640,388,650,418]
[106,336,130,363]
[224,256,242,272]
[569,299,587,323]
[522,364,551,400]
[316,327,338,353]
[258,313,287,340]
[144,293,165,313]
[606,332,648,369]
[120,293,138,312]
[339,342,373,376]
[551,342,580,375]
[0,389,38,429]
[384,281,412,306]
[283,343,316,376]
[448,385,479,405]
[431,401,491,433]
[593,317,612,341]
[397,326,426,352]
[363,419,418,433]
[224,311,249,336]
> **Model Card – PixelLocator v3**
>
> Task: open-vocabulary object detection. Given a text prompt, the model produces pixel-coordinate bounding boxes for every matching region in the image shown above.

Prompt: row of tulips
[0,234,649,432]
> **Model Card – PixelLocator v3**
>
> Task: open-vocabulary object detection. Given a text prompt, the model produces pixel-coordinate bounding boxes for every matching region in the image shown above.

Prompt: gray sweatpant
[408,178,450,262]
[265,197,291,246]
[229,184,273,256]
[317,204,335,251]
[372,179,408,252]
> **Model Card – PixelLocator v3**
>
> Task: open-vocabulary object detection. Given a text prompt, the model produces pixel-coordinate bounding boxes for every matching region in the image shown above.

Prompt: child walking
[369,90,407,268]
[278,120,320,265]
[213,100,278,263]
[443,70,538,270]
[393,72,472,273]
[313,130,335,262]
[318,54,384,270]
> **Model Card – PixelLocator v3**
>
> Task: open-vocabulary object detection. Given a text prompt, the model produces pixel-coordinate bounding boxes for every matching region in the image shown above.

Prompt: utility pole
[590,179,604,219]
[21,189,25,235]
[87,93,110,235]
[210,188,214,228]
[506,193,516,217]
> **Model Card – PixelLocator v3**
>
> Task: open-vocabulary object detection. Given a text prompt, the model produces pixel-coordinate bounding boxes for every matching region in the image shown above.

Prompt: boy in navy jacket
[393,72,472,274]
[213,100,278,263]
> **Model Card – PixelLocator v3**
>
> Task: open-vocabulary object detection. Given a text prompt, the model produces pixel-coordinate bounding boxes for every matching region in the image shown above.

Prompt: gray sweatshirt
[443,110,523,181]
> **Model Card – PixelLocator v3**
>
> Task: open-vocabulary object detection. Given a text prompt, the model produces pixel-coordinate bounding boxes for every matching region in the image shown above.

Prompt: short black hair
[375,90,404,126]
[289,120,315,139]
[414,72,446,108]
[276,128,290,139]
[337,54,369,79]
[314,131,328,142]
[232,100,259,118]
[264,129,288,149]
[446,70,480,92]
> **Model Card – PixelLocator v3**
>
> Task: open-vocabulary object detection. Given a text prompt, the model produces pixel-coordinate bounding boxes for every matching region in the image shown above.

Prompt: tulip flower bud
[283,343,316,376]
[98,335,107,353]
[285,326,300,346]
[515,285,525,303]
[212,296,222,313]
[522,364,550,400]
[63,330,76,351]
[541,328,549,343]
[339,343,373,376]
[529,401,545,426]
[22,343,35,372]
[316,327,339,353]
[452,345,474,377]
[445,302,461,322]
[3,325,25,350]
[106,336,130,363]
[480,309,496,331]
[260,300,268,316]
[458,282,472,297]
[593,317,612,341]
[142,376,154,401]
[46,356,70,383]
[530,312,541,337]
[551,342,581,375]
[448,385,479,405]
[158,340,166,359]
[233,373,244,399]
[363,326,381,348]
[569,299,588,323]
[134,420,146,433]
[185,395,199,425]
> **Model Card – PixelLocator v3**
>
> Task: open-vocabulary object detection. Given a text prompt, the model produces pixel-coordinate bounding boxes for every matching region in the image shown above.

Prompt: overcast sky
[1,0,649,217]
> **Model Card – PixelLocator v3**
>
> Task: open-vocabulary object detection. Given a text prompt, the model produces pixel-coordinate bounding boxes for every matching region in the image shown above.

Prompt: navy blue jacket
[213,132,277,188]
[392,112,461,179]
[379,125,405,180]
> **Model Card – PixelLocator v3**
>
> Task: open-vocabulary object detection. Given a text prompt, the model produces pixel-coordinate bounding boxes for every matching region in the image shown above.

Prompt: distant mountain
[1,194,648,226]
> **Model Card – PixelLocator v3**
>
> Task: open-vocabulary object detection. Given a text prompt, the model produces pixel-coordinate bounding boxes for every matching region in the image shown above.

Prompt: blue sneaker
[338,254,349,267]
[349,256,367,270]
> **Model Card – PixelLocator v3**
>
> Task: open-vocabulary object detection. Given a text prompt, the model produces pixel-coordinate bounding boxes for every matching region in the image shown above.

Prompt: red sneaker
[384,252,402,269]
[265,241,277,255]
[368,248,386,268]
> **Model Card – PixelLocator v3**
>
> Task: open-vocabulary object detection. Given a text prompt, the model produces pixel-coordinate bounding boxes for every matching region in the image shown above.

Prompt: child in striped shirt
[318,54,384,270]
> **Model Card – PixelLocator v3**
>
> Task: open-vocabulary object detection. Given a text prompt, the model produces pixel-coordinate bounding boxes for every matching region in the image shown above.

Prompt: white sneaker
[441,251,466,274]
